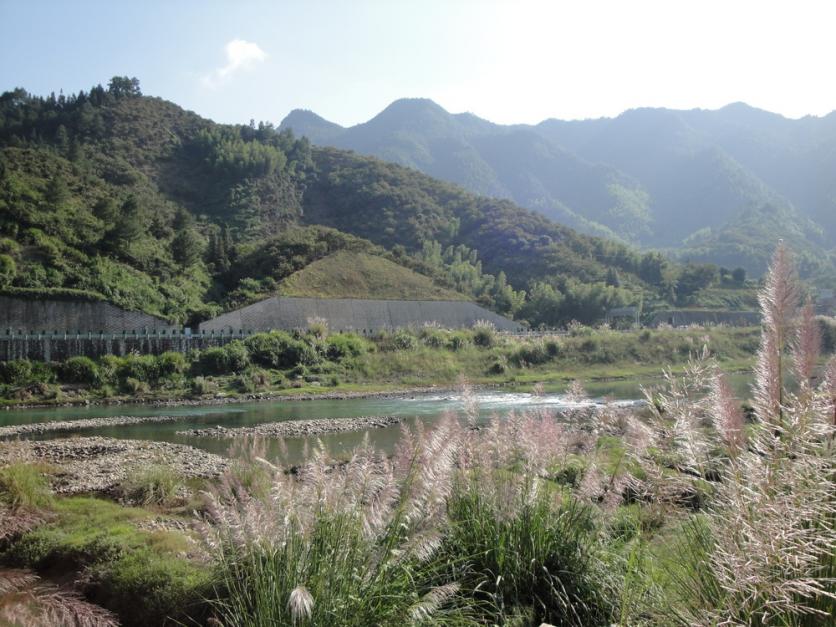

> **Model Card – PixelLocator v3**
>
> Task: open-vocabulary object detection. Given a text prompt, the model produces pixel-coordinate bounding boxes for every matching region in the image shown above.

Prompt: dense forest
[1,78,754,326]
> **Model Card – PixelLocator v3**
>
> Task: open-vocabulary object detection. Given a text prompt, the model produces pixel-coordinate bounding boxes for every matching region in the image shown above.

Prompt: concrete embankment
[178,415,404,439]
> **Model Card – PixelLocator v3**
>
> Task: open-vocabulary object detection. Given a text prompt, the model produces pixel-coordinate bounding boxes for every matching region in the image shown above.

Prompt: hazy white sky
[1,0,834,126]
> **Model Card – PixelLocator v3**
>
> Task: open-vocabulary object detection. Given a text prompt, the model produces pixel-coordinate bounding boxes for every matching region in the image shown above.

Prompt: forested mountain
[2,78,705,328]
[280,100,836,280]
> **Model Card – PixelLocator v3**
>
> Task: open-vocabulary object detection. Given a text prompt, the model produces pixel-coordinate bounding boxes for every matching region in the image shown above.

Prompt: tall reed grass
[198,242,834,626]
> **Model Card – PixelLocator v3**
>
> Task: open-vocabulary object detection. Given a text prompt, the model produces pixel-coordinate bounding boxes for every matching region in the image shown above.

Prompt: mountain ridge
[280,98,836,279]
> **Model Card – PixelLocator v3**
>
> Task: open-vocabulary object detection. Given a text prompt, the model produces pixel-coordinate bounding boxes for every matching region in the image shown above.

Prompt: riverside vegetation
[0,243,834,625]
[0,322,787,406]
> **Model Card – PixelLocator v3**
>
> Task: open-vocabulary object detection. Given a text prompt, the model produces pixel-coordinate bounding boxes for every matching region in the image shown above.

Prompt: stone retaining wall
[199,296,522,333]
[0,295,174,334]
[0,331,248,362]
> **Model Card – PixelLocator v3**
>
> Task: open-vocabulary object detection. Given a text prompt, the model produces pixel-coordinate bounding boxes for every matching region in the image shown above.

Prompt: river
[0,373,754,463]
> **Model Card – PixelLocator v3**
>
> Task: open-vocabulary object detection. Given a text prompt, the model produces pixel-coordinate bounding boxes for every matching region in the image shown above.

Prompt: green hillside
[0,78,748,327]
[278,251,465,300]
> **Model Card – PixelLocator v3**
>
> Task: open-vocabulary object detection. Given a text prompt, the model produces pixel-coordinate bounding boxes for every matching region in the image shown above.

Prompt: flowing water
[0,373,754,463]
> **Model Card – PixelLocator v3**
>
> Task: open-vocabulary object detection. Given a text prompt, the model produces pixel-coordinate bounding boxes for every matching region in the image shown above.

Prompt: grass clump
[0,462,53,510]
[4,496,210,626]
[117,464,185,507]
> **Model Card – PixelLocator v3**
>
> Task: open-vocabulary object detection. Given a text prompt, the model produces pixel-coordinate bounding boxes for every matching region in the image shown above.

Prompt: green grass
[2,496,210,626]
[0,462,54,510]
[279,250,466,300]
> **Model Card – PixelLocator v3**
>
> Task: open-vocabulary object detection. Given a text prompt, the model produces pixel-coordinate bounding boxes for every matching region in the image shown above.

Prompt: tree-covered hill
[0,78,743,327]
[280,99,836,281]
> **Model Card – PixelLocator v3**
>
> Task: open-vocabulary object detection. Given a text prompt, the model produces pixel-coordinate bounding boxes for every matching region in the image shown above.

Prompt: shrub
[244,331,308,369]
[60,356,100,386]
[190,376,215,396]
[392,329,417,350]
[89,549,212,626]
[447,331,471,351]
[472,321,496,347]
[224,341,250,373]
[233,373,256,393]
[545,339,561,357]
[512,341,551,366]
[198,347,230,375]
[487,356,507,375]
[325,334,369,361]
[121,377,149,395]
[156,351,188,377]
[118,354,160,383]
[0,360,32,385]
[420,326,450,348]
[818,316,836,353]
[0,463,53,510]
[98,355,122,385]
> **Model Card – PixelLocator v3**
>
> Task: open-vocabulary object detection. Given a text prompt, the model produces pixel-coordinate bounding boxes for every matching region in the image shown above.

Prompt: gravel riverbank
[0,414,188,439]
[178,415,404,439]
[0,437,229,494]
[1,386,456,410]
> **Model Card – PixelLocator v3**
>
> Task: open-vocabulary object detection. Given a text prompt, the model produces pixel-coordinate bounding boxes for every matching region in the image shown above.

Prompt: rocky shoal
[0,437,229,495]
[178,415,404,439]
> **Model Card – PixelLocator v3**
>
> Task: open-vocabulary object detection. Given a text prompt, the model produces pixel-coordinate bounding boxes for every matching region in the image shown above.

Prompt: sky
[1,0,834,127]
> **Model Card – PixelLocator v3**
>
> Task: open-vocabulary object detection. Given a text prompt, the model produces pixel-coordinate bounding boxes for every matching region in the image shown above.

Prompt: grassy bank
[0,324,770,406]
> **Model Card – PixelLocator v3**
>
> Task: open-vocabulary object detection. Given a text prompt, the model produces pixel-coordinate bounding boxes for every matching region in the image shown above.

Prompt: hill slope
[278,251,465,300]
[0,78,664,326]
[280,100,836,280]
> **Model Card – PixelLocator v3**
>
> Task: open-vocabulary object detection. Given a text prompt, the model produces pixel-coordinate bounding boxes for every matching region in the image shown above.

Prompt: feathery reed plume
[0,568,119,627]
[287,585,314,624]
[642,244,836,624]
[753,241,800,423]
[409,583,460,622]
[565,379,588,403]
[709,371,745,454]
[826,356,836,428]
[753,330,783,424]
[792,300,821,395]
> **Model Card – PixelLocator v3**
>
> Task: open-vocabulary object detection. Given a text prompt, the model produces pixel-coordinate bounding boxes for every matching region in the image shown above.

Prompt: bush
[60,356,100,386]
[487,357,507,375]
[545,339,561,357]
[472,321,496,347]
[0,463,53,509]
[224,341,250,373]
[244,331,308,369]
[392,329,417,350]
[818,316,836,353]
[190,376,215,396]
[0,360,32,385]
[118,354,160,383]
[420,327,448,348]
[447,331,472,351]
[156,351,188,377]
[512,341,551,366]
[122,377,149,395]
[325,334,369,361]
[198,347,230,375]
[98,354,122,385]
[89,549,212,626]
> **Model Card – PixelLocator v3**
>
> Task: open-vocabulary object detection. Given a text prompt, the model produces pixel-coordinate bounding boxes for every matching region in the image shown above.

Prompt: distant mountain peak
[279,109,344,142]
